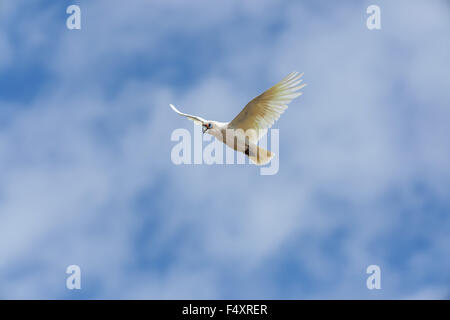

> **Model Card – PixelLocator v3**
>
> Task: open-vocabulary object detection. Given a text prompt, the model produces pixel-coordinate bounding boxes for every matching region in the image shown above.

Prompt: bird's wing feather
[169,104,206,125]
[229,72,306,142]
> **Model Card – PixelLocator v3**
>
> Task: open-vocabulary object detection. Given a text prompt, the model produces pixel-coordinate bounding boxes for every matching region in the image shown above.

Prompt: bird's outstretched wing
[229,72,306,143]
[169,104,206,126]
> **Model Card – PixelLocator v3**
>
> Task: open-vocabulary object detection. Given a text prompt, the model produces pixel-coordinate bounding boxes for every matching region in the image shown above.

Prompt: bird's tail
[247,145,274,166]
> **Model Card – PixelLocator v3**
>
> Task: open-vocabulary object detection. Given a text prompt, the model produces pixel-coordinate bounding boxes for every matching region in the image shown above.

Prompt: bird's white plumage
[169,72,306,165]
[170,103,206,125]
[228,71,305,143]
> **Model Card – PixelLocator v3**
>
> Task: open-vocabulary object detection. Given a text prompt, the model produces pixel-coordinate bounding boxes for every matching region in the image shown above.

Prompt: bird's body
[170,72,306,165]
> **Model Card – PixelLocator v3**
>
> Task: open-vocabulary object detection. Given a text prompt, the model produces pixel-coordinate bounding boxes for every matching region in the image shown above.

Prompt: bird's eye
[208,123,212,128]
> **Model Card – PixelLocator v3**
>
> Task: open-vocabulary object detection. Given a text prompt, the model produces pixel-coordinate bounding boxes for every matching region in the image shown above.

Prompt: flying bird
[170,72,306,165]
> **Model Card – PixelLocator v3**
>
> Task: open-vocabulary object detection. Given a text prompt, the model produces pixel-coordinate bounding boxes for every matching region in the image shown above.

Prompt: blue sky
[0,0,449,299]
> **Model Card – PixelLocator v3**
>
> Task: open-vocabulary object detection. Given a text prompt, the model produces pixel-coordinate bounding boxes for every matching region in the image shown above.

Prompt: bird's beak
[202,125,207,134]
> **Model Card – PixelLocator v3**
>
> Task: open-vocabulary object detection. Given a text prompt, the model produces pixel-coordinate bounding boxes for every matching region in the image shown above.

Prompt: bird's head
[202,122,213,134]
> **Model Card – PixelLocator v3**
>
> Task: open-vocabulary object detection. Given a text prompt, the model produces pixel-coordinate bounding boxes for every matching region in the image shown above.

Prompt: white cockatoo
[170,72,306,165]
